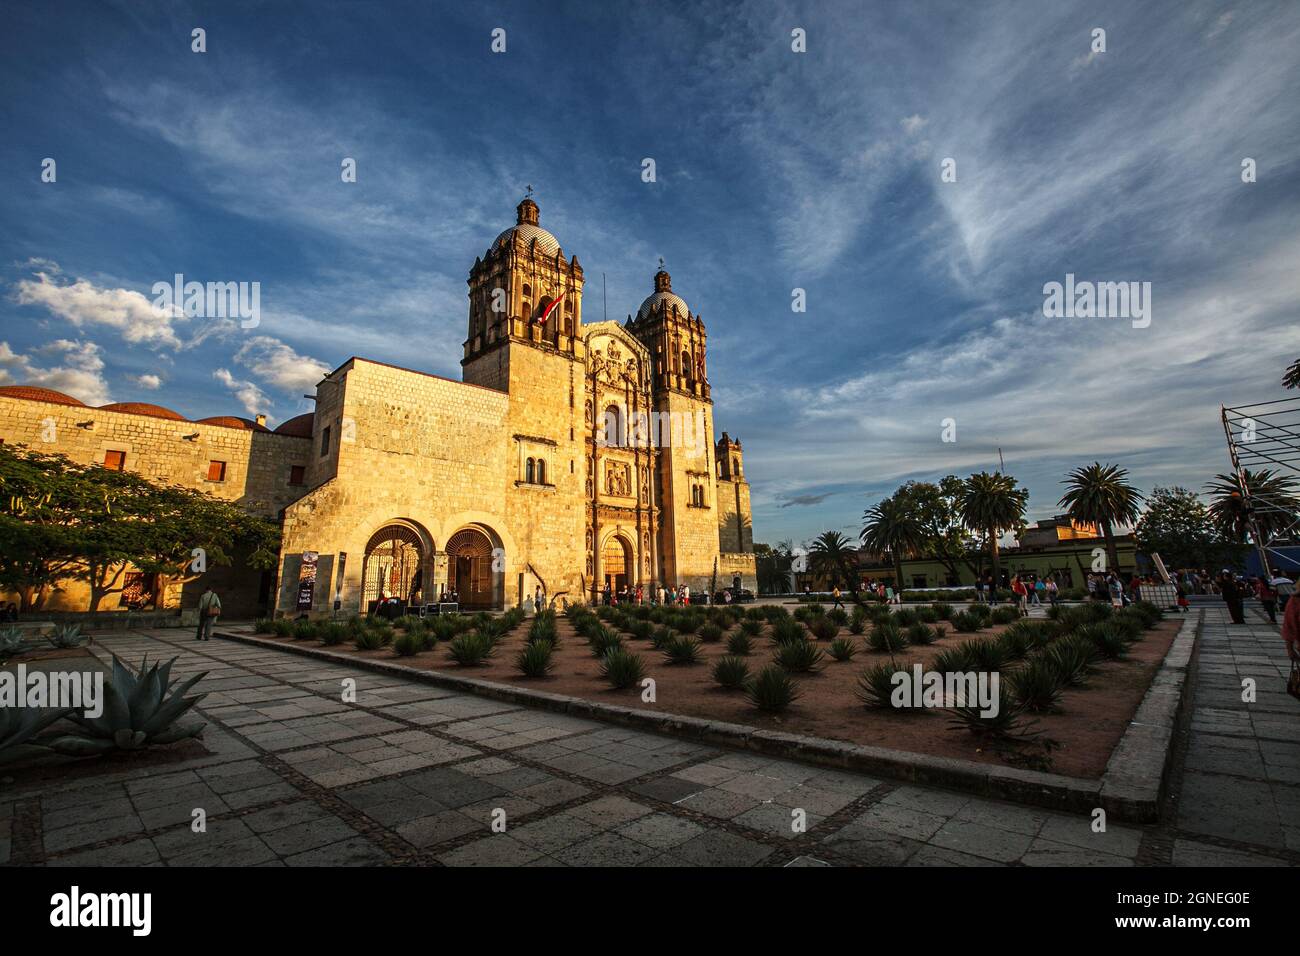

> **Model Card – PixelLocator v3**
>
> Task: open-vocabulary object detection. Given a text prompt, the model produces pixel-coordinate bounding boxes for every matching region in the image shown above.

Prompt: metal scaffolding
[1220,394,1300,575]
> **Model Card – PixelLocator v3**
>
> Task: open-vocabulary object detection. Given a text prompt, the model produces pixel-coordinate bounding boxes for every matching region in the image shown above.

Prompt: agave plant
[600,648,647,689]
[1,625,32,657]
[712,655,751,689]
[46,623,88,649]
[744,665,800,712]
[43,655,207,755]
[0,705,75,766]
[947,683,1036,740]
[774,639,826,673]
[516,639,554,678]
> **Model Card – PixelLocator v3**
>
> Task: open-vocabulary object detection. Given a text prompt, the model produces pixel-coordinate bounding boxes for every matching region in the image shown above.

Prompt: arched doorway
[362,524,425,614]
[446,527,497,609]
[601,535,633,594]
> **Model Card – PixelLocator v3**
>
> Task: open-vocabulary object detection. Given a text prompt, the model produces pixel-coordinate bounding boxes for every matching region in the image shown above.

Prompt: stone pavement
[1,607,1295,867]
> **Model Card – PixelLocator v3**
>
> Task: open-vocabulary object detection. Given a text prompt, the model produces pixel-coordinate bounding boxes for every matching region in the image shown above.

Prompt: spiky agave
[0,705,75,765]
[43,655,207,755]
[46,623,88,649]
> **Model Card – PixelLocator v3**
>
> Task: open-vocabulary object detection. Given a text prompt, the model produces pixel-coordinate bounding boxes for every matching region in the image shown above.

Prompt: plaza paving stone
[2,607,1295,867]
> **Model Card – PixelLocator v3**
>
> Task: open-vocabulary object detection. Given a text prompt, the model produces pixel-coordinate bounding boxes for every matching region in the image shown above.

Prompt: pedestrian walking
[1254,577,1277,625]
[196,586,221,641]
[1219,571,1245,624]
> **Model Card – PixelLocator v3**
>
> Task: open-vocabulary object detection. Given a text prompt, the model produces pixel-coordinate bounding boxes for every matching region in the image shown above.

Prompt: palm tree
[1058,462,1143,575]
[860,495,921,588]
[808,530,862,603]
[1206,469,1300,544]
[958,471,1028,584]
[1284,357,1300,389]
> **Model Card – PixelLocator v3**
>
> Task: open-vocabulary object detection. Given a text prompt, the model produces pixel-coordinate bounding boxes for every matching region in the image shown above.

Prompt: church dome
[636,270,691,321]
[490,196,561,256]
[0,385,87,407]
[99,402,188,421]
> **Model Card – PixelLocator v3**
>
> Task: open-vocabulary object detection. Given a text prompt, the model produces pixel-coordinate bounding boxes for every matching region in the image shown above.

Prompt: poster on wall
[334,552,347,611]
[297,551,319,611]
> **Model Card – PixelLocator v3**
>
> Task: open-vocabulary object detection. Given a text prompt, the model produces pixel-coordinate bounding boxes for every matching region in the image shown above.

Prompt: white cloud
[213,368,270,419]
[901,114,928,135]
[233,336,329,395]
[1207,11,1235,40]
[0,339,112,406]
[15,269,184,350]
[134,373,162,390]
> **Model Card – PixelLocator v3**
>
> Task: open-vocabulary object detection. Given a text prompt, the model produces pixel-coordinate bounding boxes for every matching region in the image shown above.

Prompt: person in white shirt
[196,587,221,641]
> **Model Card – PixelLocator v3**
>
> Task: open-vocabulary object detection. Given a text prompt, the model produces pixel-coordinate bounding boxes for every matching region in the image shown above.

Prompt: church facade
[276,196,755,614]
[0,197,756,616]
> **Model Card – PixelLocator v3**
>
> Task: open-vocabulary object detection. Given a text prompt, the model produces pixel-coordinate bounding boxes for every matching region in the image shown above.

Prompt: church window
[526,457,535,483]
[537,459,546,485]
[604,405,623,446]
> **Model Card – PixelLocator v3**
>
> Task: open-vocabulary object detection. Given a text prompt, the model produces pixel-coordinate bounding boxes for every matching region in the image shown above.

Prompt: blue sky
[2,0,1299,548]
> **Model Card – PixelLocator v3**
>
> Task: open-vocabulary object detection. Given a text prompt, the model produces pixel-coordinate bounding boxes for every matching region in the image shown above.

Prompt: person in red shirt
[1011,576,1028,616]
[1282,589,1300,661]
[1254,577,1277,624]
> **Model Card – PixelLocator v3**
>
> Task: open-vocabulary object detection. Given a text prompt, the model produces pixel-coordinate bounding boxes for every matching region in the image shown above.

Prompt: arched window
[682,352,692,381]
[564,318,573,336]
[733,457,740,476]
[536,459,546,485]
[526,457,535,483]
[603,405,624,447]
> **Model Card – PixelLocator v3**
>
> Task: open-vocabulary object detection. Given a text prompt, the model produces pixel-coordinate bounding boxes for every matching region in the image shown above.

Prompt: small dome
[99,402,188,421]
[273,412,314,437]
[636,270,691,322]
[196,416,269,432]
[491,222,562,257]
[489,195,562,256]
[0,385,88,407]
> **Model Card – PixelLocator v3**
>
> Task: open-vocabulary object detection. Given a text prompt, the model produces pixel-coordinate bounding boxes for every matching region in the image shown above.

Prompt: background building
[0,197,757,617]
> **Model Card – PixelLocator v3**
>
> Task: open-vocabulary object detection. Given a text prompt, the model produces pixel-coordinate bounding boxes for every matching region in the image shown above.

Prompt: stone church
[0,196,756,616]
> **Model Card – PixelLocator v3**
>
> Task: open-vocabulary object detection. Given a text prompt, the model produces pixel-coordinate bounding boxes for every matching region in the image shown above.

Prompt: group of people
[1213,569,1294,626]
[600,582,692,607]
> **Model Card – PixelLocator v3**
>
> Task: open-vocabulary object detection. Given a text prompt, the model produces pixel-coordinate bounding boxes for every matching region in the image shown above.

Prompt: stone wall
[653,389,721,592]
[275,356,597,616]
[0,394,310,615]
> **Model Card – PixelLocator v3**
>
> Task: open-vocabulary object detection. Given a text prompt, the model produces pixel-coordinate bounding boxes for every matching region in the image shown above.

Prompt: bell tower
[463,194,585,391]
[630,268,719,591]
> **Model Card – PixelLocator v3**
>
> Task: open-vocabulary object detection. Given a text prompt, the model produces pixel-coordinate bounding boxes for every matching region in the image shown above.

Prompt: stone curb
[216,619,1194,823]
[1096,608,1201,823]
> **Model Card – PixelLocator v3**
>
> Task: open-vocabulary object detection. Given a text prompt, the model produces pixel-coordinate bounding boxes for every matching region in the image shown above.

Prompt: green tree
[890,477,984,582]
[1135,486,1242,571]
[1284,357,1300,389]
[809,530,862,603]
[0,443,281,612]
[0,445,92,610]
[860,494,920,586]
[754,541,794,596]
[1058,462,1143,575]
[1205,468,1300,544]
[958,471,1028,584]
